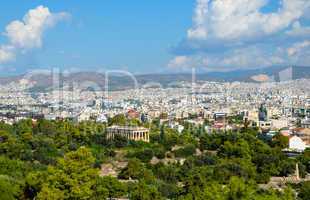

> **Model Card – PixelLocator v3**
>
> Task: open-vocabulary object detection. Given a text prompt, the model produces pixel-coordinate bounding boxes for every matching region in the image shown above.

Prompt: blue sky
[0,0,194,74]
[1,0,310,75]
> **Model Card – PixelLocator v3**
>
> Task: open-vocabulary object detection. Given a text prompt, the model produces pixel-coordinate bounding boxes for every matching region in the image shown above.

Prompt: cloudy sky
[1,0,310,74]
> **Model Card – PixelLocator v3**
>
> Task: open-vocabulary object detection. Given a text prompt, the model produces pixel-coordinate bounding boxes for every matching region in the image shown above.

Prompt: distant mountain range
[1,66,310,91]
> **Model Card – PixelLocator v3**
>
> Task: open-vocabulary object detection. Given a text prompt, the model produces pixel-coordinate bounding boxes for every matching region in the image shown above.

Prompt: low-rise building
[301,118,310,128]
[259,121,272,130]
[271,118,289,130]
[289,136,307,152]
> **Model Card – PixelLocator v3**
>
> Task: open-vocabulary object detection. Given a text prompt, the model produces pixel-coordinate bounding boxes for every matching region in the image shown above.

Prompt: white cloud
[286,21,310,36]
[187,0,209,40]
[168,56,192,68]
[188,0,310,40]
[0,45,15,63]
[172,0,310,70]
[208,47,279,68]
[287,40,310,56]
[169,46,288,70]
[0,5,69,64]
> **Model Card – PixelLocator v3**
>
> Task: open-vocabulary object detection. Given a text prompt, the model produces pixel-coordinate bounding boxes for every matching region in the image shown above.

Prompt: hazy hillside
[0,66,309,91]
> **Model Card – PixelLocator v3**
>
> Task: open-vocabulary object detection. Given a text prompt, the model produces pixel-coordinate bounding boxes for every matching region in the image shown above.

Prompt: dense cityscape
[1,78,310,135]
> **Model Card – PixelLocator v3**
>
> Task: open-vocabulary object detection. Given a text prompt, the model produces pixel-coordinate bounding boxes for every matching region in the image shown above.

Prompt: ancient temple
[106,126,150,142]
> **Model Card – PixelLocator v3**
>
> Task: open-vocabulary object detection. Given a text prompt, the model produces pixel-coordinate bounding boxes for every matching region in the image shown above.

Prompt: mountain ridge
[1,66,310,91]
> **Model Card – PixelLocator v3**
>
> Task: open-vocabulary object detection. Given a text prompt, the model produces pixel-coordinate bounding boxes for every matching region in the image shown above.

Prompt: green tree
[157,181,179,199]
[36,147,98,199]
[179,181,226,200]
[298,181,310,200]
[174,144,196,158]
[226,176,255,200]
[214,158,256,183]
[94,176,126,199]
[37,185,65,200]
[129,181,163,200]
[0,156,28,179]
[272,134,289,149]
[281,187,295,200]
[109,114,127,126]
[135,148,154,163]
[153,163,179,184]
[298,148,310,173]
[0,175,22,200]
[218,139,252,160]
[199,133,222,151]
[160,125,165,142]
[118,159,144,180]
[113,134,128,148]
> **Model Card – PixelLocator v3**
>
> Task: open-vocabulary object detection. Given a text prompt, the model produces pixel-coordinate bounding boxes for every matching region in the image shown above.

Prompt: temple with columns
[106,126,150,142]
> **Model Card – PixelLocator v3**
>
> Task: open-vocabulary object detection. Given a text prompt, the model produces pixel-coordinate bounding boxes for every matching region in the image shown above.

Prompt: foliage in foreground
[0,118,309,199]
